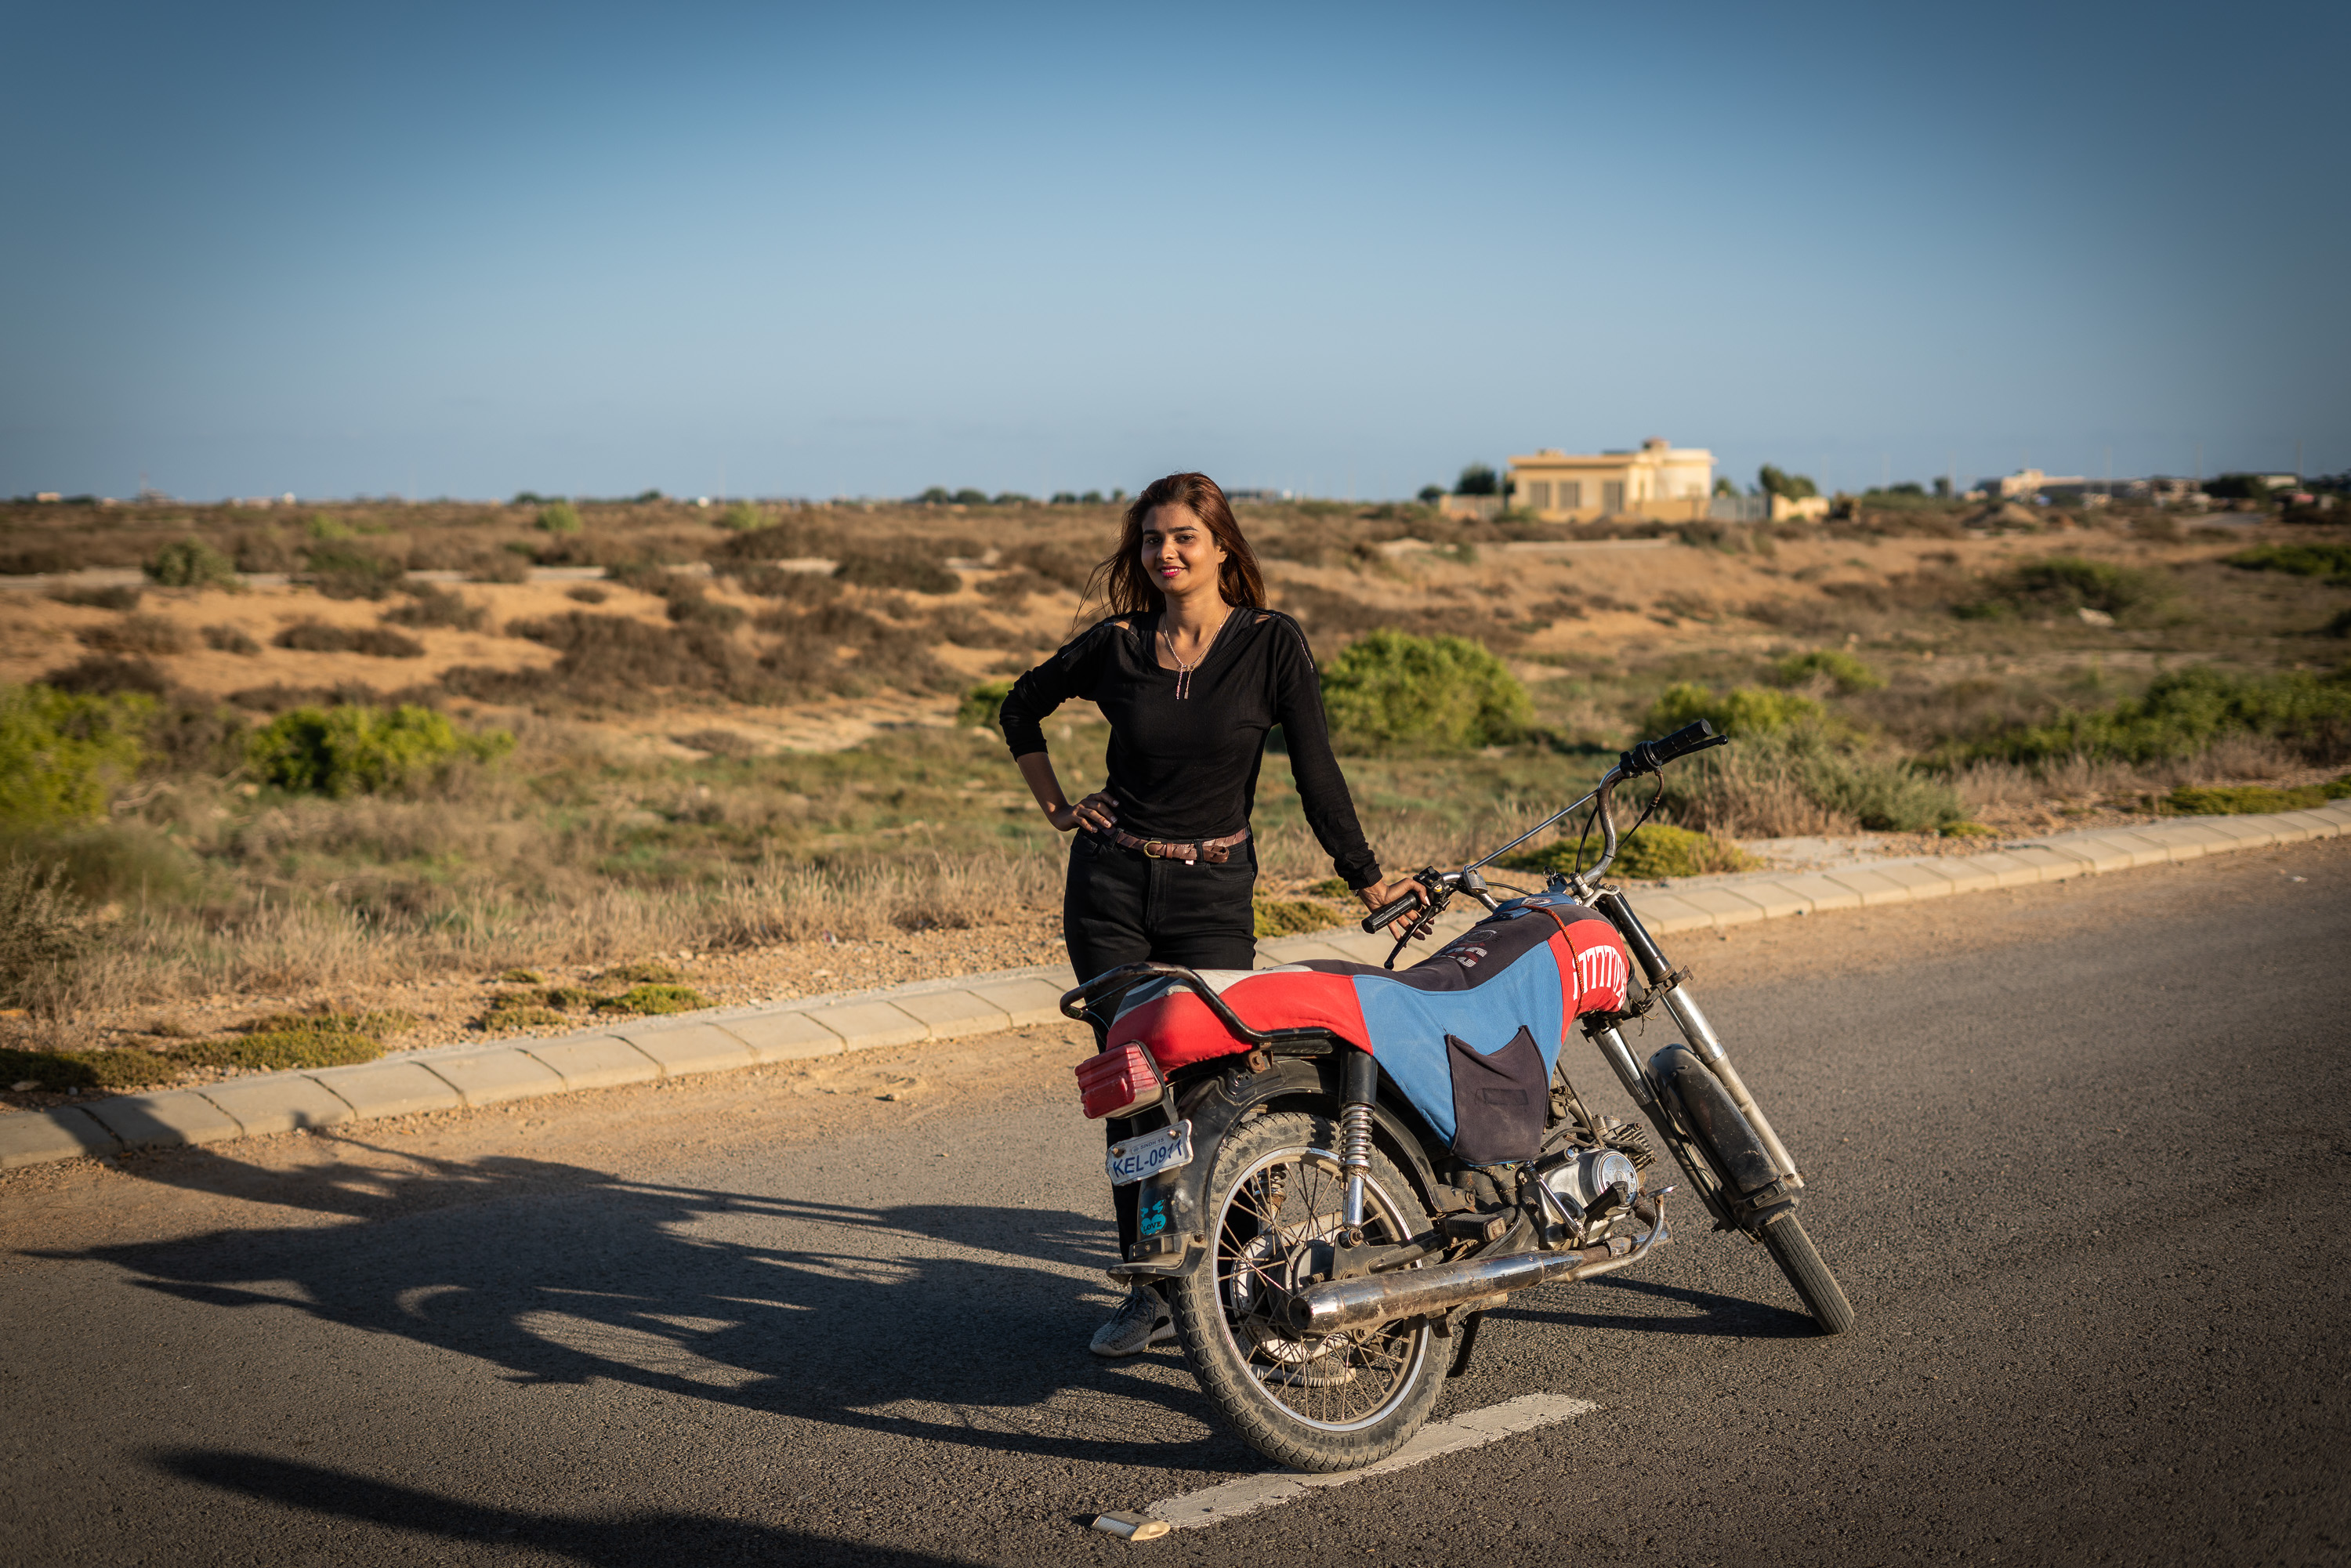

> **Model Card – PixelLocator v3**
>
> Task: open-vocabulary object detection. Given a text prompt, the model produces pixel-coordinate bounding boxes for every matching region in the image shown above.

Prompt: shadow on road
[53,1141,1244,1472]
[1502,1269,1817,1340]
[155,1449,968,1566]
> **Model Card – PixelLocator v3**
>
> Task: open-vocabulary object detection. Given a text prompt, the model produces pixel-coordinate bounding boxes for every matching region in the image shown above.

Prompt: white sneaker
[1089,1286,1175,1357]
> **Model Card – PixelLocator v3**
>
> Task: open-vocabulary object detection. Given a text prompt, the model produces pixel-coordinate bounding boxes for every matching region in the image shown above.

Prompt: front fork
[1585,889,1805,1229]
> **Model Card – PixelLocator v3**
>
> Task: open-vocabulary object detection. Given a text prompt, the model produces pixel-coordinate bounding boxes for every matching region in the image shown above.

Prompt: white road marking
[1144,1393,1598,1530]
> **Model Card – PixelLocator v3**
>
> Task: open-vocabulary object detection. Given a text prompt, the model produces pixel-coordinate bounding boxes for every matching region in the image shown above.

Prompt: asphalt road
[4,840,2347,1566]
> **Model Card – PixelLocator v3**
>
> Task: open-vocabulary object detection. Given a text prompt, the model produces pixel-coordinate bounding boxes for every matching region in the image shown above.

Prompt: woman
[998,471,1424,1357]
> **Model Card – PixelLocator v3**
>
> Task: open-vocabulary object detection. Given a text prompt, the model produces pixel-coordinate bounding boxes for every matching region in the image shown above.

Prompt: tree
[1455,463,1498,497]
[2205,473,2280,502]
[1759,465,1818,500]
[1712,477,1737,498]
[1417,484,1445,504]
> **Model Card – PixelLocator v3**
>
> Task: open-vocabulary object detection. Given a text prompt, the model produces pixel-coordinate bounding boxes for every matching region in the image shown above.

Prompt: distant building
[1502,437,1715,521]
[1978,468,2088,500]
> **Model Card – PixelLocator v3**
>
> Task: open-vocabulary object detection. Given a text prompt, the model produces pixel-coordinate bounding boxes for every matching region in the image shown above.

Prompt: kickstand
[1445,1310,1486,1378]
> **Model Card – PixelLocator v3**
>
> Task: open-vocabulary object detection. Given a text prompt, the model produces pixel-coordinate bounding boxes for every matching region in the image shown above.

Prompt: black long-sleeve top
[999,607,1382,889]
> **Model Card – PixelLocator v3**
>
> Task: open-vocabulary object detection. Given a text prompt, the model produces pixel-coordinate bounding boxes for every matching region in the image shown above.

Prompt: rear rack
[1060,961,1339,1055]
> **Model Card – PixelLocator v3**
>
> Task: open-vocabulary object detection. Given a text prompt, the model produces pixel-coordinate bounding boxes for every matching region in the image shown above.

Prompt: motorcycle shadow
[1500,1269,1817,1339]
[47,1141,1244,1472]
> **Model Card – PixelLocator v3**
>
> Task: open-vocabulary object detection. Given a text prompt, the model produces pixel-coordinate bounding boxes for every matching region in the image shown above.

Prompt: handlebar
[1359,887,1426,932]
[1617,719,1727,777]
[1346,723,1729,965]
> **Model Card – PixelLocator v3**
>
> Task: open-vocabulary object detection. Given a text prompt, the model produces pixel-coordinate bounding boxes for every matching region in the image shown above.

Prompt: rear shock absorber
[1339,1050,1379,1233]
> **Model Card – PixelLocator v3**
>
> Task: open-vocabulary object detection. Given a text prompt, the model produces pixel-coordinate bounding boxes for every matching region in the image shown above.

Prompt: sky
[3,0,2345,503]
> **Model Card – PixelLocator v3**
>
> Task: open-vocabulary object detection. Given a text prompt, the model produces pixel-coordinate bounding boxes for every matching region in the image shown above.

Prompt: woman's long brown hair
[1088,473,1268,617]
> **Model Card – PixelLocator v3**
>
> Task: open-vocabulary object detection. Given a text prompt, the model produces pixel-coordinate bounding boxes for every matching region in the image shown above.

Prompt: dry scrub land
[2,494,2347,1106]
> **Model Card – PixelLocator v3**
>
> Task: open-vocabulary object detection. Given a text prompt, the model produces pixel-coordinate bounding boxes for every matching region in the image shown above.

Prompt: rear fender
[1111,1052,1441,1281]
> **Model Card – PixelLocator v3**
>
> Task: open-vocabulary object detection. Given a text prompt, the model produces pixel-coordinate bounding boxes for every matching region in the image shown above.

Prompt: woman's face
[1139,503,1229,601]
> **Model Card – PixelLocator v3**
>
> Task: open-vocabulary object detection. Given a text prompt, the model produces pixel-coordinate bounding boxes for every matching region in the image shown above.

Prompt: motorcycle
[1060,719,1853,1473]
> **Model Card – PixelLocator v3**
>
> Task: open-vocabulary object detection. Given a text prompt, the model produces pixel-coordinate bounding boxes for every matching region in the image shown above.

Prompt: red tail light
[1074,1044,1162,1119]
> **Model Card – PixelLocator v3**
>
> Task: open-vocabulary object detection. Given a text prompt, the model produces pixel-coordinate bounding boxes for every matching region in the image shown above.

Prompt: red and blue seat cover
[1105,895,1632,1164]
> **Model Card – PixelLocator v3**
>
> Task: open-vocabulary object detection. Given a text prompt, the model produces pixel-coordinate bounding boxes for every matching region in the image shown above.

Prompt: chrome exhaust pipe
[1288,1204,1669,1334]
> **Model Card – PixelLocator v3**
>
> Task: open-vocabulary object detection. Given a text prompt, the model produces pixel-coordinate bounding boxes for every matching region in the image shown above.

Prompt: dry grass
[5,493,2346,1046]
[1951,733,2307,811]
[34,845,1061,1016]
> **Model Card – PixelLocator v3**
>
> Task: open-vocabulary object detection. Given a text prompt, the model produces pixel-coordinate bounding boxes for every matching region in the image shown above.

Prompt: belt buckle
[1143,839,1166,859]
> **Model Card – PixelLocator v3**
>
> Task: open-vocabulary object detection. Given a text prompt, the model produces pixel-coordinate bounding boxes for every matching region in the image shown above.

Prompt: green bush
[600,961,686,984]
[957,679,1014,730]
[302,541,406,599]
[1252,895,1341,938]
[1502,823,1760,881]
[2161,777,2351,816]
[0,684,154,826]
[482,998,567,1031]
[1614,824,1763,878]
[1964,665,2351,766]
[1646,682,1824,738]
[2224,543,2351,584]
[1320,631,1531,755]
[246,704,513,798]
[598,983,708,1015]
[144,538,240,590]
[0,1009,407,1092]
[1956,556,2172,621]
[1772,650,1883,693]
[716,502,763,531]
[176,1026,381,1072]
[0,1045,172,1092]
[536,501,583,534]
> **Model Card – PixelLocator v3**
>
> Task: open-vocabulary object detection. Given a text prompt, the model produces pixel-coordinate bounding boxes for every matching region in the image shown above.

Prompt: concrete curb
[5,802,2346,1174]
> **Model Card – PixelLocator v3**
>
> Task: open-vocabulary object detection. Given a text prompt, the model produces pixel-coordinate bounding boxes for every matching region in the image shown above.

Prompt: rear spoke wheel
[1169,1110,1445,1472]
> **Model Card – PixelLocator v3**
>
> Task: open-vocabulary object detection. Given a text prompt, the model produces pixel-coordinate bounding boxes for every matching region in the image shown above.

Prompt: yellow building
[1505,437,1715,522]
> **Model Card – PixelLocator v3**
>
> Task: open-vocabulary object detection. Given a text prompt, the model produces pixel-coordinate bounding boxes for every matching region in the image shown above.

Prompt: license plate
[1107,1121,1194,1186]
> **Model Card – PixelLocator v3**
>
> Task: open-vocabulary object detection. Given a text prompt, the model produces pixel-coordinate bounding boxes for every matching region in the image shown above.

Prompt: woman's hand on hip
[1049,792,1120,835]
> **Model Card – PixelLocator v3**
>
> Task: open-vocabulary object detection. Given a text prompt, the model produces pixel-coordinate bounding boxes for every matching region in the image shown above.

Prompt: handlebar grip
[1621,719,1730,776]
[1360,890,1425,932]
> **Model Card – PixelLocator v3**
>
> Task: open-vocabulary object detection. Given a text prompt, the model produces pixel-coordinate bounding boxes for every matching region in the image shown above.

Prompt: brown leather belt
[1096,826,1250,864]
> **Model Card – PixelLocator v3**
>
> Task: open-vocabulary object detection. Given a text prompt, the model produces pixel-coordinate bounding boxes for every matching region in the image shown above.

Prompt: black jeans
[1065,830,1257,1269]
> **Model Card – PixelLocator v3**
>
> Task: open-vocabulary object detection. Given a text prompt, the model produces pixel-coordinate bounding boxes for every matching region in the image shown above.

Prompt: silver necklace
[1160,612,1226,700]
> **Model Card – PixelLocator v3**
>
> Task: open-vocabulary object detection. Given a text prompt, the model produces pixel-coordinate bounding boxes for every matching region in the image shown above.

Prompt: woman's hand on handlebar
[1358,874,1432,939]
[1047,791,1120,835]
